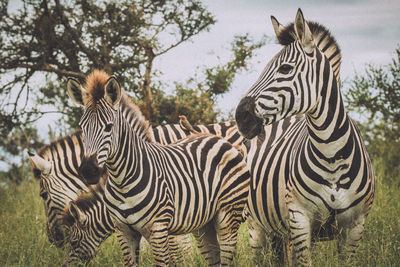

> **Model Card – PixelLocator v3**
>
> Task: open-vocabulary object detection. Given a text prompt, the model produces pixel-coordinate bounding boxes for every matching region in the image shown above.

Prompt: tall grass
[0,175,399,266]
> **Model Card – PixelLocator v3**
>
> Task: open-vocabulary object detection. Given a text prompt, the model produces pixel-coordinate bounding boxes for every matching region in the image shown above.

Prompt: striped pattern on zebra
[29,119,241,264]
[235,9,375,266]
[67,69,250,266]
[28,131,88,247]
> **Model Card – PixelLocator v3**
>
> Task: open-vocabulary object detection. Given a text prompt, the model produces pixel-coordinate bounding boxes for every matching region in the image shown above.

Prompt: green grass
[0,176,399,266]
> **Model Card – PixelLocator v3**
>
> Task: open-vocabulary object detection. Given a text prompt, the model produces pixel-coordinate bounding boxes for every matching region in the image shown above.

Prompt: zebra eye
[104,123,113,132]
[277,64,293,74]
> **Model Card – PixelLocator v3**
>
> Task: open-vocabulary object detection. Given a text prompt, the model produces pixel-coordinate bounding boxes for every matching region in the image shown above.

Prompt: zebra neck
[306,64,351,163]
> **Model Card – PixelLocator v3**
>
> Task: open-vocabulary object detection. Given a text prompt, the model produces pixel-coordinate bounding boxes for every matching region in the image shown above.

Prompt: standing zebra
[60,120,243,265]
[29,120,243,265]
[67,69,250,266]
[235,9,374,266]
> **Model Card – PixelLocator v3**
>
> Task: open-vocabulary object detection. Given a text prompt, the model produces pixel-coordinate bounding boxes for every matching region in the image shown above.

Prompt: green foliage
[151,34,265,125]
[345,45,400,186]
[1,174,399,266]
[0,1,264,174]
[0,0,215,134]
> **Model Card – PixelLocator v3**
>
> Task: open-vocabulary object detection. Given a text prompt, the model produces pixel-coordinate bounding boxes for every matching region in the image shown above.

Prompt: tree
[345,45,400,185]
[0,0,265,175]
[0,0,215,133]
[152,34,265,125]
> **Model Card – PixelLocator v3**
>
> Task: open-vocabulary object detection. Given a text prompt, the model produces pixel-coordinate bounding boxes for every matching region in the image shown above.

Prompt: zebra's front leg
[247,215,268,266]
[337,215,366,262]
[148,222,170,267]
[288,207,312,267]
[116,224,142,266]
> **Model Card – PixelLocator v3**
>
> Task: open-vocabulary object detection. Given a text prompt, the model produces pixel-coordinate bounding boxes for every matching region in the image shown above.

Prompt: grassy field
[0,175,399,266]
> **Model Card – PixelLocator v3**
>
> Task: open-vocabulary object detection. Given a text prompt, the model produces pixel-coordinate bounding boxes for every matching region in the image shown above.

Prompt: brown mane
[83,69,110,104]
[83,69,152,142]
[60,174,107,227]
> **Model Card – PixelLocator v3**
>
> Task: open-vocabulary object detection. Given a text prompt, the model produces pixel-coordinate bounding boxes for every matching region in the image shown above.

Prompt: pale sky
[5,0,400,134]
[2,0,400,170]
[155,0,400,115]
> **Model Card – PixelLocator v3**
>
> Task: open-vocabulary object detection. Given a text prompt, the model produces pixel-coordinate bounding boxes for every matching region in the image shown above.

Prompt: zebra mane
[61,174,106,226]
[276,21,342,84]
[84,69,110,103]
[83,69,152,142]
[119,92,153,142]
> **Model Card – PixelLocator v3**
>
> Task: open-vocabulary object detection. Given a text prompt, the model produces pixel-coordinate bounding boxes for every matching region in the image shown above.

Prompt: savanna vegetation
[0,0,400,266]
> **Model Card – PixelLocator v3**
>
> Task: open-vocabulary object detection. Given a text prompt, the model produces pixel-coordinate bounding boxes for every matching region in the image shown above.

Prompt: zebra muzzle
[235,96,264,139]
[79,154,105,185]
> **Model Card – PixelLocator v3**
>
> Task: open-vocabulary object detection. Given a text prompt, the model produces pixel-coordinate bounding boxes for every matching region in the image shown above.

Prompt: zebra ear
[67,78,85,106]
[294,8,315,54]
[69,202,86,225]
[104,76,121,110]
[28,153,51,176]
[271,15,284,37]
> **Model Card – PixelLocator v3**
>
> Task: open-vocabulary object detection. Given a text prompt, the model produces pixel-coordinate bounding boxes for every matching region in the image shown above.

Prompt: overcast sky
[7,0,400,133]
[155,0,400,115]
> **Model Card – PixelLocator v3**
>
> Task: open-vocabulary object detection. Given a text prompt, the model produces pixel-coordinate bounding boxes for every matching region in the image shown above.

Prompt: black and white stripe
[235,9,374,266]
[67,72,250,266]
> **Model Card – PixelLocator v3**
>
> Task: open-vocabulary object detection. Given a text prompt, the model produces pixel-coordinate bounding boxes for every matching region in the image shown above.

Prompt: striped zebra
[29,119,242,264]
[66,69,250,266]
[28,131,88,248]
[59,121,243,265]
[235,9,375,266]
[28,130,191,264]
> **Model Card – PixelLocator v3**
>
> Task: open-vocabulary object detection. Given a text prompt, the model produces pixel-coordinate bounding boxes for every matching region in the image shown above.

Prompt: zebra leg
[169,234,192,265]
[337,215,366,262]
[192,221,220,266]
[215,209,242,266]
[148,222,170,267]
[288,208,312,267]
[247,215,268,265]
[115,224,142,266]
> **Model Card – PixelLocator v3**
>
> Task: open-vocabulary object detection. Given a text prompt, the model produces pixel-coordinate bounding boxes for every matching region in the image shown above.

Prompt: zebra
[66,69,250,266]
[28,131,88,248]
[28,130,190,265]
[29,119,243,265]
[235,9,375,266]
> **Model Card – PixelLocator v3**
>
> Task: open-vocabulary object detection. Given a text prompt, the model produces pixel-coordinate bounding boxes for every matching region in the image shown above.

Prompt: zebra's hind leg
[115,224,142,266]
[337,215,366,262]
[247,215,286,266]
[214,209,242,266]
[193,221,220,266]
[247,215,268,265]
[169,234,192,265]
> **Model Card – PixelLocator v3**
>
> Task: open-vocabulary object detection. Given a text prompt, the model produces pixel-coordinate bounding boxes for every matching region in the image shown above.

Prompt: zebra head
[67,71,121,185]
[29,153,76,247]
[62,198,112,265]
[236,9,331,139]
[62,201,94,265]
